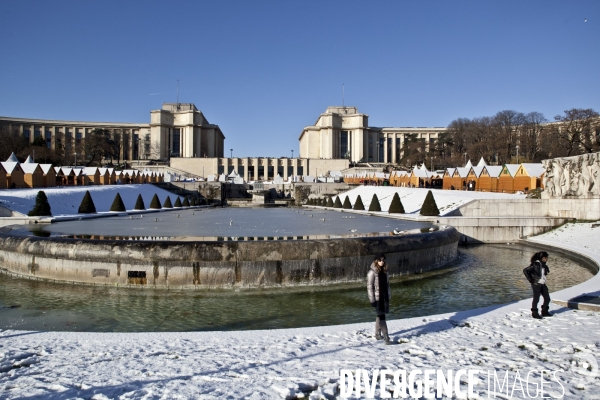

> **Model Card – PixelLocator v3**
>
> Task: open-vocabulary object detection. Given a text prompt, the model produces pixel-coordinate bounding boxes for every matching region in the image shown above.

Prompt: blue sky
[1,0,598,158]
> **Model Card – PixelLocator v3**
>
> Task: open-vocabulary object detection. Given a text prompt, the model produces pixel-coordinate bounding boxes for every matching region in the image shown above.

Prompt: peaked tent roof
[503,164,520,177]
[455,167,471,178]
[476,157,487,168]
[24,155,34,163]
[465,160,473,168]
[6,152,19,163]
[1,162,20,174]
[485,166,503,178]
[521,163,545,178]
[472,165,486,177]
[39,164,54,174]
[20,163,42,174]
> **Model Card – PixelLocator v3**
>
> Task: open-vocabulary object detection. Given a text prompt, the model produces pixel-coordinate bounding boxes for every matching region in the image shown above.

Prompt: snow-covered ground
[0,185,184,216]
[0,220,599,398]
[328,186,526,217]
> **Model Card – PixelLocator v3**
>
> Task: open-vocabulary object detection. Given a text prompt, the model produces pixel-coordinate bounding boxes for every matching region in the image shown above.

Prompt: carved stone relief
[542,152,600,198]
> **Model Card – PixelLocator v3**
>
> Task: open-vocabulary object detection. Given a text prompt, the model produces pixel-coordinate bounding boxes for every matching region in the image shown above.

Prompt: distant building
[299,106,444,163]
[0,103,224,163]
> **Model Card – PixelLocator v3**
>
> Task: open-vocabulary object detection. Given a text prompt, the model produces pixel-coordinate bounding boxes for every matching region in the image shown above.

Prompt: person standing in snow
[367,254,391,344]
[523,251,553,319]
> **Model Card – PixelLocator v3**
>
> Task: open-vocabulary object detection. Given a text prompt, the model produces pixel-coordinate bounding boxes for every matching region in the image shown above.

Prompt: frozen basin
[0,208,460,288]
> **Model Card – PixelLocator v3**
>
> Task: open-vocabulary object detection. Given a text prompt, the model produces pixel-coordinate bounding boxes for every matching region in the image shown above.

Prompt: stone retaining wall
[0,228,460,289]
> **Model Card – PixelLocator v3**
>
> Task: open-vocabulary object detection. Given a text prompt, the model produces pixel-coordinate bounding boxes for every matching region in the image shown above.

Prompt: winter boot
[541,307,553,317]
[375,330,382,340]
[380,321,391,345]
[531,308,542,319]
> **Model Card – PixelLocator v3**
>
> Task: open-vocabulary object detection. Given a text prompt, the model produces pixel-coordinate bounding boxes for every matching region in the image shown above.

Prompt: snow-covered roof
[24,155,34,163]
[330,171,342,177]
[503,164,520,177]
[521,163,545,177]
[485,166,503,178]
[39,164,54,174]
[1,162,20,174]
[412,168,430,178]
[83,167,99,175]
[20,163,41,174]
[472,165,485,177]
[476,157,487,168]
[464,159,473,168]
[445,168,456,177]
[455,167,470,178]
[6,152,19,163]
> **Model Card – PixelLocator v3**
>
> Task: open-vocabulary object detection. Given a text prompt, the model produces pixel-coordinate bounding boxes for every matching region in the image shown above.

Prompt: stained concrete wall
[0,227,459,289]
[448,198,600,220]
[439,197,599,243]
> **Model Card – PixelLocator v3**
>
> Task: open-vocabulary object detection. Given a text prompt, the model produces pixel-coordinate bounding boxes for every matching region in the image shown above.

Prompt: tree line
[403,107,600,169]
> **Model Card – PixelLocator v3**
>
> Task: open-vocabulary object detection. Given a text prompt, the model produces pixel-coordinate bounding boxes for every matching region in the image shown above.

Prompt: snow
[330,186,526,217]
[0,185,184,216]
[0,206,598,398]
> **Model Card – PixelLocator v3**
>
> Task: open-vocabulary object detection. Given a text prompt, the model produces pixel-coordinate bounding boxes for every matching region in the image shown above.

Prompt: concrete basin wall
[0,228,460,289]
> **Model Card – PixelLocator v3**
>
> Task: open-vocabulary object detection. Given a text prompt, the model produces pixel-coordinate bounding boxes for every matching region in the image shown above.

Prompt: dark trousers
[532,283,550,310]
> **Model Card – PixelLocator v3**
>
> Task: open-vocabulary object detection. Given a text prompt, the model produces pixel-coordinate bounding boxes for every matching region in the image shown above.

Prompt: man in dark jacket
[523,251,552,319]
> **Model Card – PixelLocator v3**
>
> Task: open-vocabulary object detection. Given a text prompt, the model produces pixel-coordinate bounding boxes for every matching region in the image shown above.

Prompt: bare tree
[445,118,471,166]
[0,126,29,161]
[553,108,600,155]
[492,110,525,164]
[520,112,547,162]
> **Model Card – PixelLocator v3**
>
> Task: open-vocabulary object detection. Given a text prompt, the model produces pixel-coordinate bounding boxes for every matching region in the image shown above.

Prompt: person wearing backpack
[523,251,553,319]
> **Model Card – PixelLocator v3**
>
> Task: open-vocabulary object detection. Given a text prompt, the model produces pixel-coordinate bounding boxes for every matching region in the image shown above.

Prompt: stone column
[292,158,298,178]
[383,133,388,163]
[243,158,249,182]
[253,158,259,181]
[391,133,397,164]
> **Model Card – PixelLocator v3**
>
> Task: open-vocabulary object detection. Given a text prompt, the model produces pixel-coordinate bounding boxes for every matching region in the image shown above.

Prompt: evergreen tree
[109,192,126,212]
[326,197,334,207]
[78,190,96,214]
[388,192,405,214]
[163,196,173,208]
[174,197,182,207]
[134,194,145,210]
[333,196,343,208]
[368,194,382,212]
[342,196,352,209]
[420,190,440,216]
[182,196,190,207]
[353,195,365,210]
[28,190,52,216]
[149,194,161,209]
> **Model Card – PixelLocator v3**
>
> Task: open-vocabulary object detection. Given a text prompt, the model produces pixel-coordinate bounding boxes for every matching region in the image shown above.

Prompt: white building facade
[299,106,445,163]
[0,103,224,163]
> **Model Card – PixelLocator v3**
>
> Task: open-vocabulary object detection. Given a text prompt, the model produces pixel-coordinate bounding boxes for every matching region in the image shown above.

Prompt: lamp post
[73,152,77,167]
[291,149,293,158]
[515,145,519,164]
[230,148,233,159]
[464,152,467,167]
